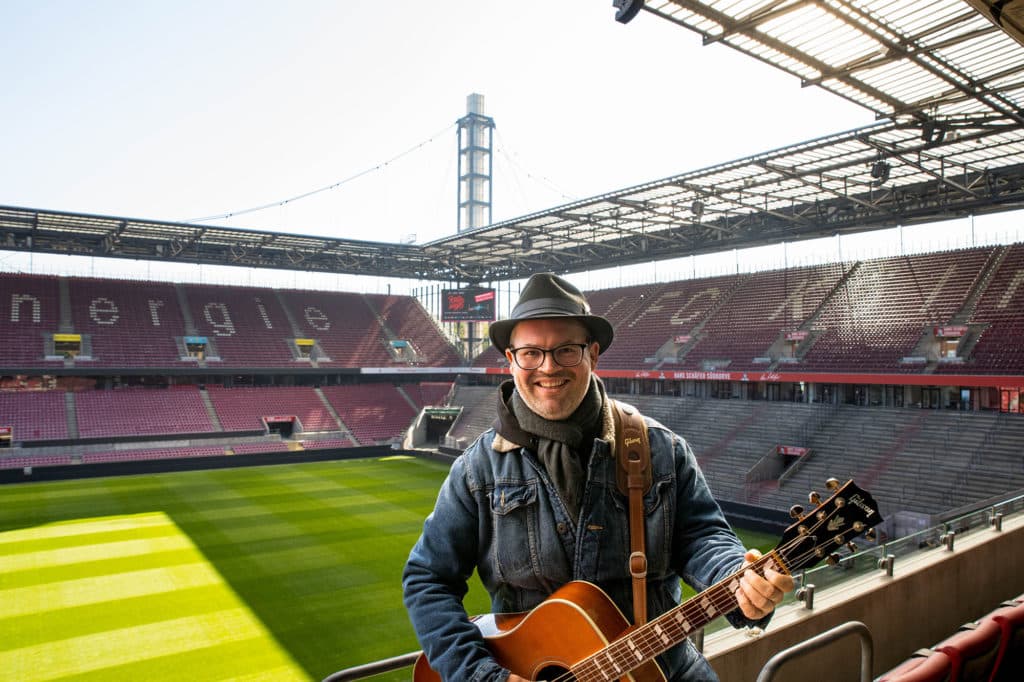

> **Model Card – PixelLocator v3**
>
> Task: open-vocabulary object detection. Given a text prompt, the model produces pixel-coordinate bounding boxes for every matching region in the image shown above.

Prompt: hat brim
[490,314,613,355]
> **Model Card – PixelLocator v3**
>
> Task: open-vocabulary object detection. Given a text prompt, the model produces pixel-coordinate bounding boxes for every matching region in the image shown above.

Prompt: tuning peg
[789,504,805,519]
[847,541,859,553]
[826,553,841,566]
[865,528,877,542]
[825,478,841,491]
[808,491,822,505]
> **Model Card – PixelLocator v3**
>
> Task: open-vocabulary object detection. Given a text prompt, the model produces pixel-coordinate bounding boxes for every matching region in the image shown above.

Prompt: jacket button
[557,522,568,534]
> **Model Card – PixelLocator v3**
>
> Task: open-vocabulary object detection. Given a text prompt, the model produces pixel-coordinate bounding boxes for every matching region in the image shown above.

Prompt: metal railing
[755,621,873,682]
[322,491,1023,681]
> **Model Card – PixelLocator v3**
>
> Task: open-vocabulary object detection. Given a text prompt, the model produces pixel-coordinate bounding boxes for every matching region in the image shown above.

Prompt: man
[403,273,793,681]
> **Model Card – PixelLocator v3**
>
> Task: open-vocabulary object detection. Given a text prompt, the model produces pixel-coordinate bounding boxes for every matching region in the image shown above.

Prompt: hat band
[511,297,589,319]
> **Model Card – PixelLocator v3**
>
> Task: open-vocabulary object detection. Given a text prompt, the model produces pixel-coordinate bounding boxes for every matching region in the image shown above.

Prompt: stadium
[2,2,1024,682]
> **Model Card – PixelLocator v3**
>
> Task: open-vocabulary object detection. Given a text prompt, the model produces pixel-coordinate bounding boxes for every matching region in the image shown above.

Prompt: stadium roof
[3,0,1024,284]
[643,0,1024,125]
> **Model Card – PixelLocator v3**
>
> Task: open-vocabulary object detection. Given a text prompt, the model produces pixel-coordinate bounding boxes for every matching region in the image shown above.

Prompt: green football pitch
[0,457,778,681]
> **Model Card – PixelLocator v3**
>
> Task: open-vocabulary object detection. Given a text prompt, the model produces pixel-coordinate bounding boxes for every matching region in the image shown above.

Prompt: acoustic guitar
[413,478,882,682]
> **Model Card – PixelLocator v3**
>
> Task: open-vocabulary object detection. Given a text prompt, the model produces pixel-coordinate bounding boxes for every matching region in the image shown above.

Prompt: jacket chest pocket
[489,481,545,590]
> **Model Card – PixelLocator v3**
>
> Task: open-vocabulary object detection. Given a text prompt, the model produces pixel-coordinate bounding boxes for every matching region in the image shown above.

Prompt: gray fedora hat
[489,272,614,354]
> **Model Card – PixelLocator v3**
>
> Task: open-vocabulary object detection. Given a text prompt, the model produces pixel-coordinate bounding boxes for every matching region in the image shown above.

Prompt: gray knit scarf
[510,375,605,522]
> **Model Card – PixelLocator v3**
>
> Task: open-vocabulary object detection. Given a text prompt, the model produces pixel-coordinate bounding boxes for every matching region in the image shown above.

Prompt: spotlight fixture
[613,0,644,23]
[870,160,891,186]
[690,200,705,218]
[521,233,533,251]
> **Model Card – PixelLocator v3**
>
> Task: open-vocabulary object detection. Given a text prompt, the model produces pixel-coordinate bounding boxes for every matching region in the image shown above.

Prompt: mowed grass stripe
[0,608,300,682]
[3,521,183,555]
[0,512,175,547]
[0,562,221,618]
[3,584,237,649]
[1,548,202,590]
[1,534,194,572]
[50,641,308,682]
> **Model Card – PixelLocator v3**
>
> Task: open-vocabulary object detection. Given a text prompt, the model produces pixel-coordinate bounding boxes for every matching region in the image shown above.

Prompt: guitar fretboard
[570,553,786,682]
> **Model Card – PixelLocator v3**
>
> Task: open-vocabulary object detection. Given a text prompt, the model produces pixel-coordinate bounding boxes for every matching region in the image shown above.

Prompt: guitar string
[562,502,861,682]
[566,549,795,682]
[562,550,789,682]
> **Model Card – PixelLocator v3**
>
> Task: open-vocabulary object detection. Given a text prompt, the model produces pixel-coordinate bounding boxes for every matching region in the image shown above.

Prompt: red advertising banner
[777,445,809,456]
[263,415,297,423]
[0,426,12,436]
[479,366,1024,388]
[785,331,809,341]
[934,325,968,338]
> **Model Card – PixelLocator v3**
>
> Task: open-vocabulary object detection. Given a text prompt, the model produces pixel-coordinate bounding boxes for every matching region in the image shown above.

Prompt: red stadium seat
[934,618,1003,682]
[986,601,1024,682]
[877,650,953,682]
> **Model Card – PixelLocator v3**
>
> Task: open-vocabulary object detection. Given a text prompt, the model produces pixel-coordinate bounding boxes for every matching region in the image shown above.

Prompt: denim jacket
[402,396,762,682]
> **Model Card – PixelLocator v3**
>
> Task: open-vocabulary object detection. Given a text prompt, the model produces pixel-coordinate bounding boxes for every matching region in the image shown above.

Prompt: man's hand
[507,676,530,682]
[735,549,795,621]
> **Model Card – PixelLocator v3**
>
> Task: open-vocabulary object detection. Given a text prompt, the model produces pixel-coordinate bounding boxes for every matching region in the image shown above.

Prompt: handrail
[754,620,873,682]
[321,651,420,682]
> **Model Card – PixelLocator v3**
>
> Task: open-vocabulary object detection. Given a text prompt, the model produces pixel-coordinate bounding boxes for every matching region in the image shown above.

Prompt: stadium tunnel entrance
[263,415,299,438]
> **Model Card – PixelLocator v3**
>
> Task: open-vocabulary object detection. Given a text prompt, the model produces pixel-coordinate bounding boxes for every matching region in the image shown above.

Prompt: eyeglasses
[507,342,590,370]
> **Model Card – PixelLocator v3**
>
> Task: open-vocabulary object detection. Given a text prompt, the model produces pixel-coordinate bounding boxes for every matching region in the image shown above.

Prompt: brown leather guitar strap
[611,400,652,626]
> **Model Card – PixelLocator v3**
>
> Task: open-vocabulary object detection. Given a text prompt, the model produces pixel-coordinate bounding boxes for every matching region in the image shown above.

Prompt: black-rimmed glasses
[507,342,590,370]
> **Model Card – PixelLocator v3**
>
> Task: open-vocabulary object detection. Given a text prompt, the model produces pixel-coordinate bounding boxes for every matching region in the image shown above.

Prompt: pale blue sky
[1,1,1019,292]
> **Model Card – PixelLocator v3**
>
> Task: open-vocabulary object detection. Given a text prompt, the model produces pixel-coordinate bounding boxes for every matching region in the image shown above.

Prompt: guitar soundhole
[534,664,574,681]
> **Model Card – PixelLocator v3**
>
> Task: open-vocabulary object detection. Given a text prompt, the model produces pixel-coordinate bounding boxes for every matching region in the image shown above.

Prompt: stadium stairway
[64,391,79,439]
[313,387,355,442]
[198,388,224,431]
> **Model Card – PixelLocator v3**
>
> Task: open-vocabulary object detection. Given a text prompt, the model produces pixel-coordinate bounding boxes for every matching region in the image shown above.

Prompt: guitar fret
[576,555,777,681]
[674,611,692,632]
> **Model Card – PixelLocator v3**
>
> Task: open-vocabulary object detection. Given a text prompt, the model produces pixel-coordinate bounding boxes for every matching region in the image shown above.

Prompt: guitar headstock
[774,478,883,573]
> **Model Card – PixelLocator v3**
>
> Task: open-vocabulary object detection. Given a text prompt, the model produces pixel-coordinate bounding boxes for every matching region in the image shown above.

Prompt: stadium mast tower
[456,93,494,233]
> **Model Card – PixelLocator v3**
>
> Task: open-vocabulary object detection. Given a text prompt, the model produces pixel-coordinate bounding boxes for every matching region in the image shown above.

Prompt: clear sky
[1,0,1020,293]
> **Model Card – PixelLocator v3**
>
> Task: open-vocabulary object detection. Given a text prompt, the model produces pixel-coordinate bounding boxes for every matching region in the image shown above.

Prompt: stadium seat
[876,650,953,682]
[986,601,1024,682]
[934,618,1003,682]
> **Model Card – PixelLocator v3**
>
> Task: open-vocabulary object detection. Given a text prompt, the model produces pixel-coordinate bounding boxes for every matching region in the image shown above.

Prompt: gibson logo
[624,437,642,447]
[848,494,876,518]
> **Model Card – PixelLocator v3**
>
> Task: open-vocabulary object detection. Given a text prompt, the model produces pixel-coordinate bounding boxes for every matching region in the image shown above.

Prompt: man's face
[506,318,600,421]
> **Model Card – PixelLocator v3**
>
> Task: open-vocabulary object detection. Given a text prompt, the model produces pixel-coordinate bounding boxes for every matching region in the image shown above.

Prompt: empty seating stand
[75,386,213,439]
[0,390,69,441]
[0,273,64,368]
[183,283,297,367]
[320,384,416,445]
[683,263,845,371]
[68,277,188,367]
[206,385,340,434]
[368,295,462,366]
[279,289,394,367]
[957,244,1024,374]
[800,249,992,373]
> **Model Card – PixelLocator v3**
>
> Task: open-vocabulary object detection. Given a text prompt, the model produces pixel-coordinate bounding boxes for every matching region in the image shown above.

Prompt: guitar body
[413,580,667,682]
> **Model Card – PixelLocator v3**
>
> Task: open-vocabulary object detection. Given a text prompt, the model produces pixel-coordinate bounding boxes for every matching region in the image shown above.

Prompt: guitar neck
[572,552,788,682]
